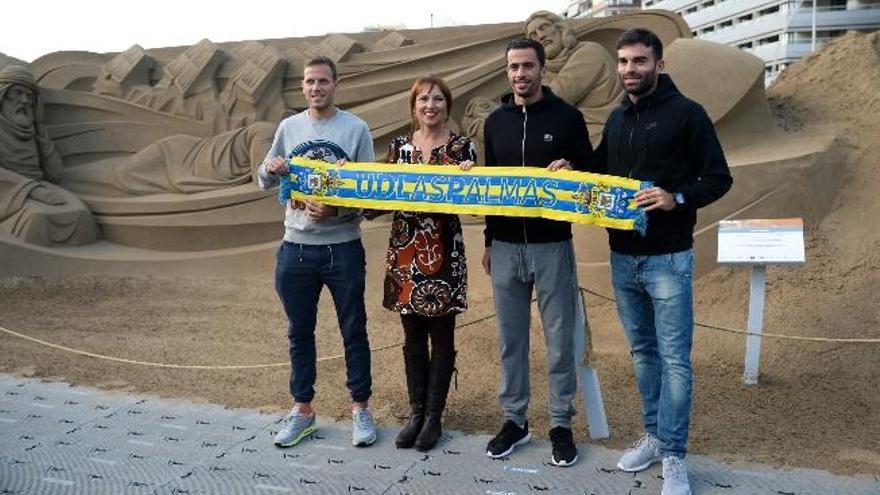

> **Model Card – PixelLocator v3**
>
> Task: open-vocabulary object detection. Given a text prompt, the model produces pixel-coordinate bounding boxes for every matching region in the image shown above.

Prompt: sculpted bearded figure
[464,11,623,149]
[524,11,623,144]
[0,65,99,246]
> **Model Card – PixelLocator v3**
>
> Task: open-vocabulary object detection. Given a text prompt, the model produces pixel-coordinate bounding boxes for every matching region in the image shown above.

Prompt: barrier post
[574,289,609,439]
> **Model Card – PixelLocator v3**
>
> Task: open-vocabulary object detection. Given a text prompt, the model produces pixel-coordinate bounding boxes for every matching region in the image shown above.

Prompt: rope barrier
[1,285,876,370]
[577,286,880,344]
[0,325,404,370]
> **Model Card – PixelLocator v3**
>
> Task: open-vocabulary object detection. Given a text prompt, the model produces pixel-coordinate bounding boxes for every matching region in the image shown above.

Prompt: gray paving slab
[1,374,877,495]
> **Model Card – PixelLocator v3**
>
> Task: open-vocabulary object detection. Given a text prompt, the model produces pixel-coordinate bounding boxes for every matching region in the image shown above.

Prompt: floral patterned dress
[376,133,475,317]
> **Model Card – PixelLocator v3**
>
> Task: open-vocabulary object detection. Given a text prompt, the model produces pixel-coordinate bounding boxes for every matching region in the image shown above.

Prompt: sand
[2,32,879,475]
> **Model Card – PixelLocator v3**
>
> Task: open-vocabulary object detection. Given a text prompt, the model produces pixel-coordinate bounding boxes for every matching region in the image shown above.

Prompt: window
[738,13,754,22]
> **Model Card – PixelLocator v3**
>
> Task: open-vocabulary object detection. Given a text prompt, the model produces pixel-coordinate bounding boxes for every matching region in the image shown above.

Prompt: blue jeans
[610,249,694,457]
[275,239,371,404]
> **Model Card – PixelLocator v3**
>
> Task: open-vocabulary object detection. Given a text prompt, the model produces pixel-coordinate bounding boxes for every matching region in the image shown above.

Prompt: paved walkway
[1,374,877,495]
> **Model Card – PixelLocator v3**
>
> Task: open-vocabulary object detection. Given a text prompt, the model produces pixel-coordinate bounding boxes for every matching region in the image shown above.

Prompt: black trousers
[400,313,456,356]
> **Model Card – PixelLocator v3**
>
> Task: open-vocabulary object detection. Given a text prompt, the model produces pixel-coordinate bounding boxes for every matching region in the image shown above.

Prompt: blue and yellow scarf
[279,158,650,234]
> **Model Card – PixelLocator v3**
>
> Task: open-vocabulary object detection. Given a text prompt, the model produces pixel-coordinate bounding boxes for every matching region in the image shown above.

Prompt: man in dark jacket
[594,29,732,495]
[480,37,595,468]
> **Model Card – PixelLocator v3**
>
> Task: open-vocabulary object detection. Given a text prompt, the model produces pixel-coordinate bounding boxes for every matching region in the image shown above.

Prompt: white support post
[574,289,609,439]
[811,0,817,52]
[743,265,767,385]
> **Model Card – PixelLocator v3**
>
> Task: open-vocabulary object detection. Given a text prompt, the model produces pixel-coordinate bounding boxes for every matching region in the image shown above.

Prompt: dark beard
[624,72,657,97]
[513,81,537,99]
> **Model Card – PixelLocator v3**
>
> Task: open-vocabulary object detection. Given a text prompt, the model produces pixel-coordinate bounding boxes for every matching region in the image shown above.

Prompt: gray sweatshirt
[258,109,375,245]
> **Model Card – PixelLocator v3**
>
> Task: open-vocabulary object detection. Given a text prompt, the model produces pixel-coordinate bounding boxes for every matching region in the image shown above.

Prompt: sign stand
[743,265,766,385]
[717,218,805,385]
[574,288,609,439]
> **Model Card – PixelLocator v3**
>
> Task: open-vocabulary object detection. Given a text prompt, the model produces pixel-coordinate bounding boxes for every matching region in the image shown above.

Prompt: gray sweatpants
[490,239,579,429]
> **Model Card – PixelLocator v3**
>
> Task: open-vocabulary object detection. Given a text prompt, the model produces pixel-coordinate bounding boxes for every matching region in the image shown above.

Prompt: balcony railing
[643,0,702,12]
[698,10,789,44]
[683,0,786,29]
[789,3,880,30]
[745,40,820,62]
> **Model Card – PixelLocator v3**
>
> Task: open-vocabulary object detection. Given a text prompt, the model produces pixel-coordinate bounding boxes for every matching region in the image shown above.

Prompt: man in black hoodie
[594,29,732,495]
[479,38,594,468]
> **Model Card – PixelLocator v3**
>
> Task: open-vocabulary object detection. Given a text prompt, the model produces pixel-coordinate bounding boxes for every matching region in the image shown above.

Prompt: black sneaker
[549,426,578,467]
[486,420,531,458]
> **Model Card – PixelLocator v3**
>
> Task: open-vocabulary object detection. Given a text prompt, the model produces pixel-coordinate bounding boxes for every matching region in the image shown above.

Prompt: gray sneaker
[661,456,691,495]
[274,408,316,447]
[352,407,377,447]
[617,433,662,472]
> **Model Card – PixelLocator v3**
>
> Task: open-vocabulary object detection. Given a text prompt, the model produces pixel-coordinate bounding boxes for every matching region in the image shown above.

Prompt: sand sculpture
[63,123,276,197]
[0,11,840,284]
[0,65,99,246]
[464,10,623,146]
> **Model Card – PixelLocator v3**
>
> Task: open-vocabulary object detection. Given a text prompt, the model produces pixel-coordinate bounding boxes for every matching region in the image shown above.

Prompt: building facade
[641,0,880,82]
[567,0,643,18]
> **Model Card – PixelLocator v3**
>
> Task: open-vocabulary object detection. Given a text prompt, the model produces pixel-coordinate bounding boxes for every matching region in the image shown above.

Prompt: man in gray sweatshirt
[258,56,376,449]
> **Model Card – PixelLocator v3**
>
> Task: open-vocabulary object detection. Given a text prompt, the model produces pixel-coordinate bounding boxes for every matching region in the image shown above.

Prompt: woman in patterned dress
[368,76,476,451]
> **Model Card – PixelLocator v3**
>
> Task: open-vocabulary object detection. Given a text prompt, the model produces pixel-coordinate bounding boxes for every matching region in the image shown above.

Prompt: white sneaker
[273,408,316,447]
[661,456,691,495]
[352,407,377,447]
[616,433,662,472]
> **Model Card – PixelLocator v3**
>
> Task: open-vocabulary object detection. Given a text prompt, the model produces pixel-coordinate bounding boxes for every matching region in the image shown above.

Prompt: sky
[2,0,568,62]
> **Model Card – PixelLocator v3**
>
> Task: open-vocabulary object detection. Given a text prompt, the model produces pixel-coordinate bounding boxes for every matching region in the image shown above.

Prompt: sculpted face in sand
[0,65,99,246]
[1,84,35,128]
[526,14,565,60]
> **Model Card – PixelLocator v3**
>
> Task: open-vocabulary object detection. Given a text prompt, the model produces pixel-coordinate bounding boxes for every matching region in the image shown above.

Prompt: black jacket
[483,87,595,246]
[595,74,732,255]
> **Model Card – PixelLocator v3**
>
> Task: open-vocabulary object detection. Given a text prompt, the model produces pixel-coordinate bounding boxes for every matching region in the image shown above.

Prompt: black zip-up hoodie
[483,86,595,246]
[595,74,732,255]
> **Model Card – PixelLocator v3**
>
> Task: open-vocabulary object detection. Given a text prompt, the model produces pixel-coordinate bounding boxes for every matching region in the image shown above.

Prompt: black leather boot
[396,344,429,448]
[414,350,456,452]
